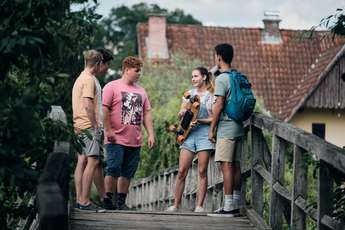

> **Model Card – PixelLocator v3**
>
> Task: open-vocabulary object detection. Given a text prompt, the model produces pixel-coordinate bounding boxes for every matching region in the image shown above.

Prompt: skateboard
[168,91,200,145]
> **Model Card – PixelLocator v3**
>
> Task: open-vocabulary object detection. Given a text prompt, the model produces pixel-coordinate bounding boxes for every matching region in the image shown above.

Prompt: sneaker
[74,202,80,209]
[194,206,205,213]
[103,197,116,210]
[166,205,179,212]
[117,203,131,210]
[215,208,239,214]
[78,202,105,213]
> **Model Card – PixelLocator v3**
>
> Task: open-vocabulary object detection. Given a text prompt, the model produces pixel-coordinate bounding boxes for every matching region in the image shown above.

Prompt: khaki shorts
[215,138,241,162]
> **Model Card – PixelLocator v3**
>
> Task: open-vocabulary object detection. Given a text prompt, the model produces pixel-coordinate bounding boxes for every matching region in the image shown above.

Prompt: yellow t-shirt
[72,70,101,133]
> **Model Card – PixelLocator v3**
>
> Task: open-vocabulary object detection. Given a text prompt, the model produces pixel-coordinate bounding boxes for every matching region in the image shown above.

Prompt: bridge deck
[71,210,257,230]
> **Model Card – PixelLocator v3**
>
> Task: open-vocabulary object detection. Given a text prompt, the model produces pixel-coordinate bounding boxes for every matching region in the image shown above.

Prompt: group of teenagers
[72,43,244,215]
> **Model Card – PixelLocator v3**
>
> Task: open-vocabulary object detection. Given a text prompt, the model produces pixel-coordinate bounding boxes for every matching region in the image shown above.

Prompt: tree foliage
[100,3,202,76]
[312,8,345,38]
[0,0,102,228]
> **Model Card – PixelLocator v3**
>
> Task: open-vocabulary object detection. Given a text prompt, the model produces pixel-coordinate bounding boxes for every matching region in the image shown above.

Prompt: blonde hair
[122,56,143,72]
[83,49,103,67]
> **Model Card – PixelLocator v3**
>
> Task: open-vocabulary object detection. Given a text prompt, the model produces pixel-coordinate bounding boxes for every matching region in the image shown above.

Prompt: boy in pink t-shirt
[102,56,154,209]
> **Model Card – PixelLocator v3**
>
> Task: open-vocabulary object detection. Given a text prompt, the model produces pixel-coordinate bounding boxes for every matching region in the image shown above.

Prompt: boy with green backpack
[209,43,255,215]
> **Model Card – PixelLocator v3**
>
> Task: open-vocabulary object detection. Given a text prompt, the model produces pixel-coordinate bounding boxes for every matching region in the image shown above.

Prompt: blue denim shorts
[180,125,215,153]
[105,144,141,179]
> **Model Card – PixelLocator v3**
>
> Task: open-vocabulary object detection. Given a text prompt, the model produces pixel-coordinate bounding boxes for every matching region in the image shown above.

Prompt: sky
[89,0,345,30]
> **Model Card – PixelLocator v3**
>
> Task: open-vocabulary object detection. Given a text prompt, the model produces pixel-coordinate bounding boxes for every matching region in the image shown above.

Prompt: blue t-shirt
[214,73,244,139]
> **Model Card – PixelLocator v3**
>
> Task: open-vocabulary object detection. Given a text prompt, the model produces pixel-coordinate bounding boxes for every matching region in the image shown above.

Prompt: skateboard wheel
[177,135,185,143]
[183,91,191,99]
[192,102,200,109]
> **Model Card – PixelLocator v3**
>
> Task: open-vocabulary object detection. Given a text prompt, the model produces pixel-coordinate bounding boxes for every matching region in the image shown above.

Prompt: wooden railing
[24,106,70,230]
[128,113,345,230]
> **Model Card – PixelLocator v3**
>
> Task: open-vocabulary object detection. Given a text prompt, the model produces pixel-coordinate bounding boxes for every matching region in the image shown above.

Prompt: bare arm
[143,109,155,149]
[208,96,225,142]
[83,97,98,129]
[103,105,115,143]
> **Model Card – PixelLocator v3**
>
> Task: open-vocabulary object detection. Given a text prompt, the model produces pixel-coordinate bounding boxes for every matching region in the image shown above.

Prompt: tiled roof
[137,23,345,120]
[282,45,345,121]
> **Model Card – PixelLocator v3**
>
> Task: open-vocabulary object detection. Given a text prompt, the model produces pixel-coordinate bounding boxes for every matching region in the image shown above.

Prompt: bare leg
[173,149,194,208]
[196,151,209,207]
[74,153,87,203]
[221,162,234,195]
[79,157,99,204]
[105,175,117,194]
[117,176,130,193]
[94,163,106,200]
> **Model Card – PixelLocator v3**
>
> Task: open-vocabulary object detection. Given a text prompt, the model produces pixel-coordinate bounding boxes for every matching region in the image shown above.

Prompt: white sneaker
[194,206,205,212]
[166,205,179,212]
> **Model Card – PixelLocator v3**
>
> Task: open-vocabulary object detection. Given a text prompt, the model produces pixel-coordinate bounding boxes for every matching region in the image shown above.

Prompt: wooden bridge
[24,106,345,230]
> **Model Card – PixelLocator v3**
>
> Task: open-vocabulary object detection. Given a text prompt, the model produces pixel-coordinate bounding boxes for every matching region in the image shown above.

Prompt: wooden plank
[71,211,256,230]
[295,196,317,222]
[269,135,287,230]
[291,145,308,230]
[245,208,272,230]
[272,182,291,202]
[251,114,345,174]
[320,214,345,230]
[254,164,272,184]
[317,161,334,230]
[251,126,264,216]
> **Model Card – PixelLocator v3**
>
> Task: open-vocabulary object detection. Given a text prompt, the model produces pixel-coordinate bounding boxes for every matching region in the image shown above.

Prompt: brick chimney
[262,11,282,44]
[146,14,169,59]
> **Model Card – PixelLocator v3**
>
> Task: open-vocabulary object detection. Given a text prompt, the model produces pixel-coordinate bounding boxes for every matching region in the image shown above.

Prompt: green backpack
[223,70,256,123]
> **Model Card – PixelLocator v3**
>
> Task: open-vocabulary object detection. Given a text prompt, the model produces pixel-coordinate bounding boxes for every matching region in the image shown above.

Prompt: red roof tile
[137,23,345,120]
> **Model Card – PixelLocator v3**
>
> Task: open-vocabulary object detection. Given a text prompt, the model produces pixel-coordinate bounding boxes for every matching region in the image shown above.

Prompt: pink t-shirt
[102,79,151,146]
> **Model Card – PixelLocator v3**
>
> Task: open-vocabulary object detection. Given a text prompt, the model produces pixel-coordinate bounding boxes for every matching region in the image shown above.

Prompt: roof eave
[285,44,345,122]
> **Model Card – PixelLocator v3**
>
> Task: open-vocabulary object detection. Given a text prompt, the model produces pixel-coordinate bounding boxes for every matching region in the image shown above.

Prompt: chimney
[147,14,169,59]
[262,11,282,44]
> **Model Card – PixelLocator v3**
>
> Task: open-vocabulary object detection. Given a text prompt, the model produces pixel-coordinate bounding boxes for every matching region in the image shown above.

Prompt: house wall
[290,108,345,148]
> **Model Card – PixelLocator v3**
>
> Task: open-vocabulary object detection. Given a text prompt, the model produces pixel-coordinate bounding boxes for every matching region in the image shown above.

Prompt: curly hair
[122,56,143,72]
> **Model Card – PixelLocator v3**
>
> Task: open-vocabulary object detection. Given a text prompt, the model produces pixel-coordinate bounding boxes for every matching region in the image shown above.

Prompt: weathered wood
[251,126,264,216]
[291,145,308,230]
[252,114,345,174]
[245,208,272,230]
[269,135,287,230]
[48,105,70,153]
[317,161,334,230]
[295,196,318,221]
[254,164,272,184]
[71,211,256,230]
[272,182,291,202]
[38,152,69,230]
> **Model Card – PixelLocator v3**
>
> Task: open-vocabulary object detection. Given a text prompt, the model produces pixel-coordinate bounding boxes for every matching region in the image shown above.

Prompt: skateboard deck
[169,91,200,145]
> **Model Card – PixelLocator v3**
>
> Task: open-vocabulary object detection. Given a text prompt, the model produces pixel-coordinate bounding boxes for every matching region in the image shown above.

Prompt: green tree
[0,1,103,228]
[312,8,345,37]
[100,3,202,76]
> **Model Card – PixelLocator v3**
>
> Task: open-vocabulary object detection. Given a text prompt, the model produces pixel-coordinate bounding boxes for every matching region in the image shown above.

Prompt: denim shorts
[105,144,141,179]
[180,125,215,153]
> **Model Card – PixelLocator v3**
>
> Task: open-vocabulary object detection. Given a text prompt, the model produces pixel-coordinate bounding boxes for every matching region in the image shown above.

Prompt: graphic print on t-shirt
[121,92,143,125]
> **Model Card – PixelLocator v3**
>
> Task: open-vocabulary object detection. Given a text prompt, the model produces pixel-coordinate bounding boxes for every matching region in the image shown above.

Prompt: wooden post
[269,135,287,230]
[317,160,333,230]
[291,145,307,229]
[251,125,264,216]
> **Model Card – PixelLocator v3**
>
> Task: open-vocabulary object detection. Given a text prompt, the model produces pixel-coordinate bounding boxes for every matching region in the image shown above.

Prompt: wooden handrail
[128,113,345,230]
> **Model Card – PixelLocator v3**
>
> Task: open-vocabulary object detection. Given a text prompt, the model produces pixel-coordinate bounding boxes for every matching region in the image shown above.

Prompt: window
[312,123,325,139]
